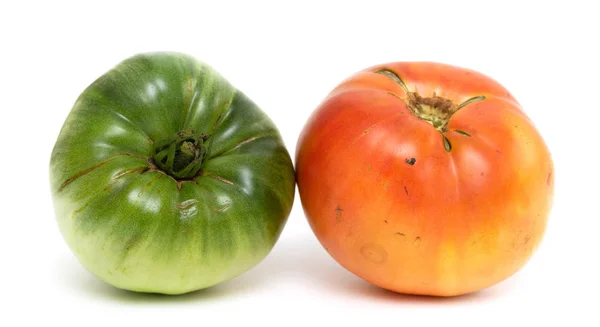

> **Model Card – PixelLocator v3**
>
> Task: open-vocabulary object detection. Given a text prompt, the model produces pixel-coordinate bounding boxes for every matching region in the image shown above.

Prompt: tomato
[50,52,295,295]
[296,62,554,296]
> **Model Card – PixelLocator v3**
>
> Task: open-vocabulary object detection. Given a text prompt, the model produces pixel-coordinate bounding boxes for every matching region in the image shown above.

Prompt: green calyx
[152,130,210,180]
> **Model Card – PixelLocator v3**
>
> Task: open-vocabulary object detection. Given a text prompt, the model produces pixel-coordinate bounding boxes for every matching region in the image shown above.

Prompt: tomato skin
[296,62,554,296]
[50,52,295,294]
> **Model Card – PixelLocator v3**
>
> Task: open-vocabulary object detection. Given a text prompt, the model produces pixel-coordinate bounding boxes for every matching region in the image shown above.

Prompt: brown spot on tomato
[405,157,416,165]
[395,232,406,241]
[335,205,343,223]
[413,236,421,248]
[360,244,387,264]
[547,172,552,186]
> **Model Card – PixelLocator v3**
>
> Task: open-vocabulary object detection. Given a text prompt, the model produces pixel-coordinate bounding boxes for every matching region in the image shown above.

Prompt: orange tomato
[295,62,554,296]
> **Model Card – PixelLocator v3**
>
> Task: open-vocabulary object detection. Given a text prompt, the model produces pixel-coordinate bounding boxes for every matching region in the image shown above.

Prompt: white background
[1,0,599,326]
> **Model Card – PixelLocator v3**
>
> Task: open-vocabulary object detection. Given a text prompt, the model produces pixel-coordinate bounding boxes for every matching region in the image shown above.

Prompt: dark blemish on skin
[404,186,409,196]
[395,232,406,241]
[335,205,343,223]
[405,158,416,165]
[216,113,224,123]
[547,172,552,186]
[413,236,421,248]
[384,220,388,224]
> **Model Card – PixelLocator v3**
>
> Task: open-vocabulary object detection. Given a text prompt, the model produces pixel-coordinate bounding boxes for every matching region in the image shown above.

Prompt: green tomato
[50,52,295,295]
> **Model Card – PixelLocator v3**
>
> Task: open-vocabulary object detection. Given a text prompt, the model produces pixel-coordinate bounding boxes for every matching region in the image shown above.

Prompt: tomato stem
[376,68,486,134]
[376,68,486,152]
[406,92,457,132]
[151,130,210,180]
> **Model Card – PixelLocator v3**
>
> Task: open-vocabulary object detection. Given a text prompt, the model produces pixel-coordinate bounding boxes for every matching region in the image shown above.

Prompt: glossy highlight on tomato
[296,62,554,296]
[50,52,295,295]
